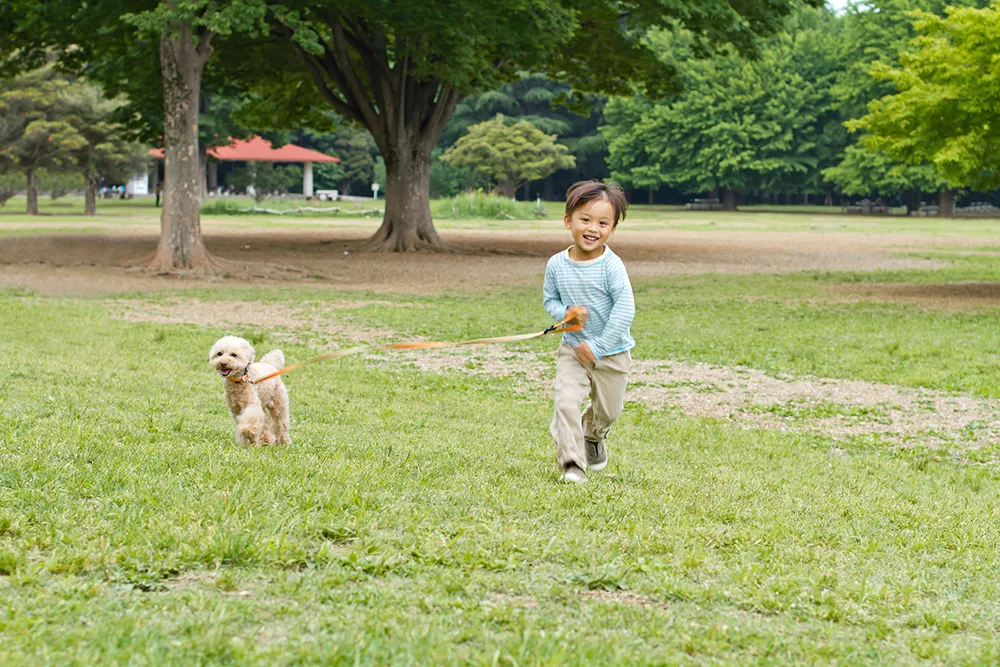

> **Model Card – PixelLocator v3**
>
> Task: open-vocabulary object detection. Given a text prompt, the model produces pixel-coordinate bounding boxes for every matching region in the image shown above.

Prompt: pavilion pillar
[303,161,313,197]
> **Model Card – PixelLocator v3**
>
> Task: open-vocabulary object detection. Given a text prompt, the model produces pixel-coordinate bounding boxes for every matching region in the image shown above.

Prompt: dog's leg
[271,383,292,445]
[236,404,267,446]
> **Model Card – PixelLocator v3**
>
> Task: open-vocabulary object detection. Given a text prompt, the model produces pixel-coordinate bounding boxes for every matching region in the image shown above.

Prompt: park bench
[314,189,339,201]
[686,197,724,211]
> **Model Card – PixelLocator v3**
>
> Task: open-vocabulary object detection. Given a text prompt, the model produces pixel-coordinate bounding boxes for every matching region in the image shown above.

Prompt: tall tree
[441,114,576,198]
[602,12,834,211]
[264,0,822,250]
[848,3,1000,217]
[2,1,271,271]
[64,84,148,215]
[439,75,610,199]
[823,0,986,208]
[0,67,86,214]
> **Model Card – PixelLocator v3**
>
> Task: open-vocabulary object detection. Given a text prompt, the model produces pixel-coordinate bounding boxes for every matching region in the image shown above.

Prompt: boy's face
[564,198,616,260]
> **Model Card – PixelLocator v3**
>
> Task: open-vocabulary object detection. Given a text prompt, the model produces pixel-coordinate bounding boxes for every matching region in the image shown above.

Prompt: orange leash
[229,307,586,386]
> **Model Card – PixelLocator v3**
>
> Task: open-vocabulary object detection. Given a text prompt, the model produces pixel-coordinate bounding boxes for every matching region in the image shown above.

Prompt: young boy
[543,180,635,484]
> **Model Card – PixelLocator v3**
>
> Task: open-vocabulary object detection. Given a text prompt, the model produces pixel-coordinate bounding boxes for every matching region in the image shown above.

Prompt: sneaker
[586,439,607,471]
[561,463,587,484]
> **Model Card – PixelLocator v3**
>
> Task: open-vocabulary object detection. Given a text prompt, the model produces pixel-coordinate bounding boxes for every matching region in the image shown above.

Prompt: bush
[431,191,546,220]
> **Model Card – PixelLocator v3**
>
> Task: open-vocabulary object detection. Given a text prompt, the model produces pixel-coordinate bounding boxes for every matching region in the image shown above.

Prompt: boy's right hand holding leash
[565,306,588,328]
[564,306,594,364]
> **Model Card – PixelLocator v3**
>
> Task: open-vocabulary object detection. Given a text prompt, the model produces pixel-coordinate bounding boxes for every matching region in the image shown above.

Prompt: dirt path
[0,227,947,296]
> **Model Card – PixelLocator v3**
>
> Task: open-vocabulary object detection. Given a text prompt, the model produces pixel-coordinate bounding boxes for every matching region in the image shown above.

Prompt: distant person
[542,180,635,484]
[155,182,162,207]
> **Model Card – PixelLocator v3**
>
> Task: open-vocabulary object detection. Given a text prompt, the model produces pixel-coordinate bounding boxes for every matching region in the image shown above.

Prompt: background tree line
[5,0,999,267]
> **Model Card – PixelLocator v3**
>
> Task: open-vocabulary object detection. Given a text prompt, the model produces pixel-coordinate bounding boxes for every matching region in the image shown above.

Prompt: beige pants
[550,343,632,471]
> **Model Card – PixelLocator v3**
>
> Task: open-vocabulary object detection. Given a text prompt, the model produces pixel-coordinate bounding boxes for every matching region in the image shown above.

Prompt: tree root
[129,248,308,280]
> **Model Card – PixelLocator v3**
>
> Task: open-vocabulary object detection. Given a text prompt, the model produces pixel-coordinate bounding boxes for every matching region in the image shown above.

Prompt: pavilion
[149,136,340,197]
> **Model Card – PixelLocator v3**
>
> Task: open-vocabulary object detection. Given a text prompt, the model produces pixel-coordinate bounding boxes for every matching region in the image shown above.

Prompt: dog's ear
[244,341,256,364]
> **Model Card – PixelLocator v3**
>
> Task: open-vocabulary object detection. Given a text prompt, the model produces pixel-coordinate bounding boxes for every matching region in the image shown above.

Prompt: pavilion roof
[149,136,340,163]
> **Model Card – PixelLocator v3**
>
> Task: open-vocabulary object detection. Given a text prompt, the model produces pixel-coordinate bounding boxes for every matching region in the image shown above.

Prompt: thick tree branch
[294,46,364,124]
[329,23,381,133]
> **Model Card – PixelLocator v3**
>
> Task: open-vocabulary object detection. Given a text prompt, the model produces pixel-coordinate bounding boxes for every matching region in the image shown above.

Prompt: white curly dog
[209,335,291,446]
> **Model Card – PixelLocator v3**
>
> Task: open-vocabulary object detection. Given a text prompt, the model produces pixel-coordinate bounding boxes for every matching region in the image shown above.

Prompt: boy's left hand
[574,341,595,365]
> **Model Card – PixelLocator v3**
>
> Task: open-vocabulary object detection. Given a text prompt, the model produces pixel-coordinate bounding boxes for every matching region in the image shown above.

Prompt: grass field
[2,202,1000,664]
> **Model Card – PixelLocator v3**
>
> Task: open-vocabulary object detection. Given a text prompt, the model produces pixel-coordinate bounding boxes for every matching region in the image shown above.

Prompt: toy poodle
[209,335,291,446]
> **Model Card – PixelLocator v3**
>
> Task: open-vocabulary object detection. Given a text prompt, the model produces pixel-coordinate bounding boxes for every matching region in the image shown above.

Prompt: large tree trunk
[199,149,209,199]
[206,159,218,194]
[362,137,440,251]
[25,168,38,215]
[938,189,954,218]
[145,25,220,273]
[722,188,737,212]
[85,176,97,216]
[501,180,517,199]
[648,188,654,205]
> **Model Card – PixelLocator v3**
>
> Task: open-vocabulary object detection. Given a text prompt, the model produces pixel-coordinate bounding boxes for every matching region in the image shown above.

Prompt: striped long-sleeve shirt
[542,246,635,358]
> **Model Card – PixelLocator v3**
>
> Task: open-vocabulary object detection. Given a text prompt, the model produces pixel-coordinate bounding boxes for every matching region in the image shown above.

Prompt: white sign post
[372,183,380,200]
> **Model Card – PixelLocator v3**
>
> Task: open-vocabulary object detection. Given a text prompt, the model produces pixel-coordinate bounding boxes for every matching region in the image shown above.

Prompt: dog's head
[209,336,255,379]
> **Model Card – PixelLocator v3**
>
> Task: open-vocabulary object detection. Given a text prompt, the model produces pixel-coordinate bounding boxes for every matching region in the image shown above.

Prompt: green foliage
[602,11,837,199]
[36,169,84,199]
[0,170,20,206]
[430,191,546,219]
[823,0,983,196]
[429,154,476,198]
[0,67,87,176]
[441,114,575,198]
[439,75,610,193]
[822,144,944,196]
[850,3,1000,190]
[228,162,302,203]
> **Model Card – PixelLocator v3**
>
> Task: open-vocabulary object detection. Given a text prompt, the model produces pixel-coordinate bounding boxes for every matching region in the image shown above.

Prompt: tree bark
[145,25,221,273]
[501,180,516,199]
[648,187,654,205]
[25,168,38,215]
[825,190,833,207]
[358,136,440,251]
[722,188,737,212]
[803,192,809,206]
[206,156,218,194]
[938,189,954,218]
[85,176,97,215]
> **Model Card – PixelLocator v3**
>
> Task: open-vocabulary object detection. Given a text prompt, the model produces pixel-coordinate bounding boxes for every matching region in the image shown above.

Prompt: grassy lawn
[4,195,1000,239]
[2,232,1000,664]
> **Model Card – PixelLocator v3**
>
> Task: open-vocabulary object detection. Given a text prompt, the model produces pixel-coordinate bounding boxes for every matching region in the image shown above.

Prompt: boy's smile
[564,198,616,261]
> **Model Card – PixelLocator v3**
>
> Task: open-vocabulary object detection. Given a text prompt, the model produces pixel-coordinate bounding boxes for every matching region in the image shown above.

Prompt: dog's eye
[230,353,237,357]
[216,352,223,357]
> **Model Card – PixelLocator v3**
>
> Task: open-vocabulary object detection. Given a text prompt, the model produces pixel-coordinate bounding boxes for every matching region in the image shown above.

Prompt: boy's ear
[563,214,572,229]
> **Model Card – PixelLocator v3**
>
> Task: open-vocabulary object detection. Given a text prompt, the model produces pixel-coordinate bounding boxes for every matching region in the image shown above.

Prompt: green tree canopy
[441,114,575,198]
[262,0,821,250]
[0,67,87,214]
[64,84,148,215]
[850,3,1000,192]
[602,10,836,210]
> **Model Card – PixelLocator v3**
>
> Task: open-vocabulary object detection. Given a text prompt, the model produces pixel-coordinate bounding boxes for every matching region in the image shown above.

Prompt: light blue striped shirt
[543,246,636,358]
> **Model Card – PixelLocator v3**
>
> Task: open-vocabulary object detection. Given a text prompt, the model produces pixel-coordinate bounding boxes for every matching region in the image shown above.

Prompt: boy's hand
[565,306,588,327]
[574,341,595,365]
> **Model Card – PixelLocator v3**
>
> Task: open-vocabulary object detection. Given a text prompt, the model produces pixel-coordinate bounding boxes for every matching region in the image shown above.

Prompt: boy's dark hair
[565,180,628,226]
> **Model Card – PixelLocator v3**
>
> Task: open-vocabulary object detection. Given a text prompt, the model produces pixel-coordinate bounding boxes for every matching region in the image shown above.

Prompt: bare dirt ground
[0,226,950,297]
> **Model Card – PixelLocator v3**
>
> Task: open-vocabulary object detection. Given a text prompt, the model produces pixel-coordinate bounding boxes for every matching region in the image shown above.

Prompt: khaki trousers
[550,343,631,471]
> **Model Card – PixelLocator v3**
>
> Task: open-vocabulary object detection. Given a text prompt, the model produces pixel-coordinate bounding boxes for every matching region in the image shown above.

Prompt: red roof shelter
[150,136,340,197]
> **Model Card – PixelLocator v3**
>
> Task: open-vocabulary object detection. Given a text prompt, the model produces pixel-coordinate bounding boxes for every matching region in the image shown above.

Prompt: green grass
[3,240,1000,663]
[4,194,1000,238]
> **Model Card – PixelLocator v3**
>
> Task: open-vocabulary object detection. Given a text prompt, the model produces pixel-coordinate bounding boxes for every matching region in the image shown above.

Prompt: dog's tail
[259,349,285,369]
